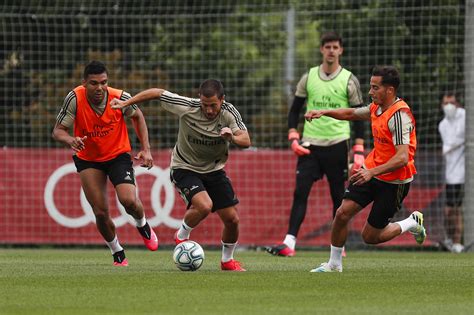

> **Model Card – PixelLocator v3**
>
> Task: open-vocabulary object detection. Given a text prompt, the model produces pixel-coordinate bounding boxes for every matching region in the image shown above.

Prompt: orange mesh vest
[73,86,131,162]
[364,100,417,181]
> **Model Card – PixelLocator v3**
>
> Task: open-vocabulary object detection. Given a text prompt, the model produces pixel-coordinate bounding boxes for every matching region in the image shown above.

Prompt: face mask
[443,103,457,120]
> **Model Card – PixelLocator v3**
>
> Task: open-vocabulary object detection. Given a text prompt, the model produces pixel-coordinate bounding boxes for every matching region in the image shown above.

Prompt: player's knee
[334,208,351,224]
[119,196,139,212]
[93,210,110,223]
[224,214,240,227]
[195,201,213,217]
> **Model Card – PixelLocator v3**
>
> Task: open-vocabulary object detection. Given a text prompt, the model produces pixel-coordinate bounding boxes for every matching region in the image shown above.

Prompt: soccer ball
[173,241,205,271]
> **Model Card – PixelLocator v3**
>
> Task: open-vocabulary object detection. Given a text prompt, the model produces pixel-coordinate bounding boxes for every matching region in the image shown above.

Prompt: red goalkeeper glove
[288,131,310,156]
[351,144,365,174]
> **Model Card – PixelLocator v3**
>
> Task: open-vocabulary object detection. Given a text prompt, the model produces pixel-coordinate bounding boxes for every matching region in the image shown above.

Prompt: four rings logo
[44,163,181,229]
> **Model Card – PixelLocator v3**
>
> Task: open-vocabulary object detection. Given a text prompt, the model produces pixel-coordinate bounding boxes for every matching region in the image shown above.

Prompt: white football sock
[177,220,193,240]
[395,216,417,234]
[328,245,343,268]
[283,234,296,250]
[106,235,123,254]
[134,215,147,228]
[221,241,237,262]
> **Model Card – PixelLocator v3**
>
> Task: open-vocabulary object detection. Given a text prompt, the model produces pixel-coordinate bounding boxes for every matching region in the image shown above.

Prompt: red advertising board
[0,148,438,246]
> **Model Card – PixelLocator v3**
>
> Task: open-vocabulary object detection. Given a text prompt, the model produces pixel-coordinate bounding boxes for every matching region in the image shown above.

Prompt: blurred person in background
[52,60,158,266]
[266,31,365,257]
[438,92,465,253]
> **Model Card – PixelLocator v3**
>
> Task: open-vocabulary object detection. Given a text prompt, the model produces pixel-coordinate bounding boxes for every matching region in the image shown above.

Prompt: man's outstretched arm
[111,88,166,109]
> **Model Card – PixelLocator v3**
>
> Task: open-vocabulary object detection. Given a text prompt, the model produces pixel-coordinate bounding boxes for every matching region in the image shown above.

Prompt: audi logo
[44,163,181,229]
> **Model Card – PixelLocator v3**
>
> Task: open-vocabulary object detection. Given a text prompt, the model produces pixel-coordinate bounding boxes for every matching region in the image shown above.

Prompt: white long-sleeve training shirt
[438,108,465,184]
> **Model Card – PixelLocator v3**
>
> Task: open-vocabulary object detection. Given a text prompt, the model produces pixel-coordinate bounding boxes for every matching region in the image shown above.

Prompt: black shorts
[446,184,464,207]
[344,178,411,229]
[296,140,348,183]
[170,168,239,212]
[73,153,135,186]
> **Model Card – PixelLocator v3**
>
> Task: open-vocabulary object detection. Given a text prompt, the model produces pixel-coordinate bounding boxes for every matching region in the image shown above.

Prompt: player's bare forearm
[52,124,87,152]
[368,145,409,177]
[350,145,409,185]
[222,129,251,148]
[111,88,166,109]
[52,124,70,144]
[233,130,251,148]
[131,109,154,168]
[305,108,358,121]
[131,88,165,105]
[131,109,151,151]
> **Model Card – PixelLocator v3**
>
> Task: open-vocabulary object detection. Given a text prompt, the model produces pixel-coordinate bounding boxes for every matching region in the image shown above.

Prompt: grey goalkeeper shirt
[160,91,247,173]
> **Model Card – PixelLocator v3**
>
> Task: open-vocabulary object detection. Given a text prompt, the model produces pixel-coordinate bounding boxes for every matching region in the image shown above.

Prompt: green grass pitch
[1,248,472,315]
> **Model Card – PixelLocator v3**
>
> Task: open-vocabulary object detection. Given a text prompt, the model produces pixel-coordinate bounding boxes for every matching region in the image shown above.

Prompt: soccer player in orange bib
[52,61,158,266]
[304,66,426,272]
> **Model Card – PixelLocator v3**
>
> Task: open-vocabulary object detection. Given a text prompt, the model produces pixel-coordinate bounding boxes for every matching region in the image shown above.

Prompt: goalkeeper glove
[288,131,310,156]
[351,144,365,174]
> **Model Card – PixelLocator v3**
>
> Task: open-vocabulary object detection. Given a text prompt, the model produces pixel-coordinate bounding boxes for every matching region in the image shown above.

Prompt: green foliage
[0,0,466,148]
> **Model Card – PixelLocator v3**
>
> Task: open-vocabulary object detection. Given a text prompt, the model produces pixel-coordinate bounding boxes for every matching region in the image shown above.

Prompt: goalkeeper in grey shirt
[111,79,250,271]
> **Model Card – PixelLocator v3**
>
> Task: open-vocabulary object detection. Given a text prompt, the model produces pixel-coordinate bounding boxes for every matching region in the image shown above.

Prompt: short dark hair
[441,91,461,106]
[321,31,343,47]
[199,79,225,99]
[372,65,400,90]
[442,91,457,99]
[83,60,108,79]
